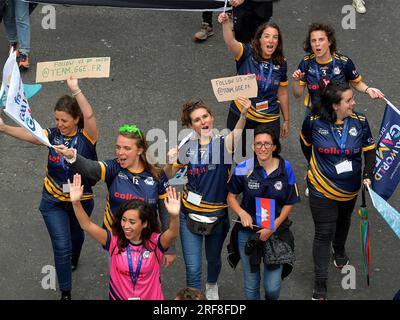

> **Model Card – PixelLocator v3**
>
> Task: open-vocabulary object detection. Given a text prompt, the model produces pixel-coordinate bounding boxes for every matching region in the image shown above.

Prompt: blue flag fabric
[32,0,228,11]
[368,187,400,239]
[372,101,400,200]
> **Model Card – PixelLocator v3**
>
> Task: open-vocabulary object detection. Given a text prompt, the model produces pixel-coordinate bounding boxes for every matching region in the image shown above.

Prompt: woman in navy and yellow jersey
[218,12,290,151]
[164,98,250,300]
[54,125,177,268]
[292,22,384,111]
[0,76,98,300]
[300,79,376,300]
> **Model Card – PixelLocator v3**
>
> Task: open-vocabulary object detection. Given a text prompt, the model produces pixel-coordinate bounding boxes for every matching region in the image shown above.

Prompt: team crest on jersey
[118,172,129,180]
[143,250,151,259]
[274,181,283,191]
[349,127,358,137]
[273,65,280,71]
[144,177,155,186]
[248,180,260,190]
[333,67,341,75]
[318,128,329,135]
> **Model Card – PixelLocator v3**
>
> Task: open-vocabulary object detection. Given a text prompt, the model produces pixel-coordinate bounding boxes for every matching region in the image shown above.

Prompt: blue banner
[368,187,400,239]
[32,0,228,11]
[372,101,400,200]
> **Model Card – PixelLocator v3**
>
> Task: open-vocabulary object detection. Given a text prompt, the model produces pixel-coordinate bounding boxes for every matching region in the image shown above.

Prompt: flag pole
[223,0,228,13]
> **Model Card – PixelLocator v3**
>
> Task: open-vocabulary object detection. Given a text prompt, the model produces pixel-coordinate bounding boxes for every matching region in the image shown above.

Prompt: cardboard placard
[211,74,257,102]
[36,57,110,83]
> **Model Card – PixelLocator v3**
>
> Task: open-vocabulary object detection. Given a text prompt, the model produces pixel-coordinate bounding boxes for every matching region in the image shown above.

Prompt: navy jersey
[298,52,362,109]
[43,128,97,201]
[99,159,169,231]
[230,43,288,123]
[300,112,375,201]
[174,135,231,216]
[228,157,300,222]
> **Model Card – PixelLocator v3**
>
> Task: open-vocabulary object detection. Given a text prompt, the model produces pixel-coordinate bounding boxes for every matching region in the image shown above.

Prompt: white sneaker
[353,0,366,14]
[205,283,219,300]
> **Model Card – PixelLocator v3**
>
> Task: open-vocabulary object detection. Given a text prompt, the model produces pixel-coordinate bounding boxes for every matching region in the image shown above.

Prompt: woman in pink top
[69,174,180,300]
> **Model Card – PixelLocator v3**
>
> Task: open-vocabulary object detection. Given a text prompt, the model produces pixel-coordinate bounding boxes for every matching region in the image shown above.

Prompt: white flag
[4,60,51,147]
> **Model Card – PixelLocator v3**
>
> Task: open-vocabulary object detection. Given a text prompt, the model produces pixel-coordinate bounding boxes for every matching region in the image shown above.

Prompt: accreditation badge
[187,191,202,206]
[255,100,269,113]
[335,160,353,175]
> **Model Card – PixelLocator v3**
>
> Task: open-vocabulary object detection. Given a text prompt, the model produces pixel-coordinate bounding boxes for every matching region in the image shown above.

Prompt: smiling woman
[0,75,98,300]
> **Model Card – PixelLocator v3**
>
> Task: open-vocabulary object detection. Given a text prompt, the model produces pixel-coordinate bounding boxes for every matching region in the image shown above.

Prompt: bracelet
[72,89,82,97]
[364,87,370,94]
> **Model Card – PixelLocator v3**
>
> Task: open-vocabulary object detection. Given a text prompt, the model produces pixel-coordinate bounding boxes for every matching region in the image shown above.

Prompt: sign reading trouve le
[211,74,258,102]
[36,57,111,83]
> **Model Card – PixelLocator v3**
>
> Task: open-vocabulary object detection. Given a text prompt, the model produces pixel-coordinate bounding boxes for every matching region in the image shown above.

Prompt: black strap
[361,185,366,208]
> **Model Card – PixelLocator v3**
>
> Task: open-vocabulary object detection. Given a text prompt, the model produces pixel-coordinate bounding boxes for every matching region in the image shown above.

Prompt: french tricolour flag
[255,197,275,230]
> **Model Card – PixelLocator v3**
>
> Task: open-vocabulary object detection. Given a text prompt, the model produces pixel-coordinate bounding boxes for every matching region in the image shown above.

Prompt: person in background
[353,0,366,14]
[175,287,207,300]
[194,11,214,42]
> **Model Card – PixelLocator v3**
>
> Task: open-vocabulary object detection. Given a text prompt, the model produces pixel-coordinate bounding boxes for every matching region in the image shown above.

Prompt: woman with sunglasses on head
[300,79,376,300]
[218,11,290,149]
[54,124,177,269]
[227,124,300,300]
[164,98,250,300]
[0,76,98,300]
[69,174,180,300]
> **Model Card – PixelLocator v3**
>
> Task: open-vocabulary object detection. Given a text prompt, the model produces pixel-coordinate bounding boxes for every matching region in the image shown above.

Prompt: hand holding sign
[211,74,257,102]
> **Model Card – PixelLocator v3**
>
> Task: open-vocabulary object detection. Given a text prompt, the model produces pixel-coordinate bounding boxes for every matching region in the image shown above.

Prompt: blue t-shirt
[230,43,288,123]
[297,52,362,109]
[300,112,375,201]
[43,128,97,201]
[228,157,300,222]
[99,159,169,230]
[175,135,231,216]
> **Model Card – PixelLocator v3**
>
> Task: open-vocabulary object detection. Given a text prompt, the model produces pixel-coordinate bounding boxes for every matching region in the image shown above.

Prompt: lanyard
[59,133,79,181]
[330,118,349,157]
[126,245,143,290]
[313,57,336,82]
[259,60,274,94]
[190,140,212,193]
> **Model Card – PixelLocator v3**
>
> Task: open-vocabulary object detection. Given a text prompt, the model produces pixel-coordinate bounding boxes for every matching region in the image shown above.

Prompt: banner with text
[211,74,257,102]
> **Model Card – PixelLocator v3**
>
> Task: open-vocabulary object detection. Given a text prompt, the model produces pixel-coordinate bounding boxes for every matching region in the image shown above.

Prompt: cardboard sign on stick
[211,74,257,102]
[36,57,110,83]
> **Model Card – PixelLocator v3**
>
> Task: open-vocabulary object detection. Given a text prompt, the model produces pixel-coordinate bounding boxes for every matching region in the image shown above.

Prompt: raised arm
[0,112,42,145]
[67,75,99,142]
[69,174,107,246]
[225,96,250,153]
[160,187,180,250]
[164,146,181,179]
[218,12,242,59]
[351,80,385,100]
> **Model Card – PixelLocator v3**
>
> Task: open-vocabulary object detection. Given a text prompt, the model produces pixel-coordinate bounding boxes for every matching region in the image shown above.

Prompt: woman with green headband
[54,124,177,270]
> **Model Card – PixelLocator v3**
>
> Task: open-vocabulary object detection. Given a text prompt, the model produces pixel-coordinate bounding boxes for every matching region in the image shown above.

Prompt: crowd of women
[0,12,384,300]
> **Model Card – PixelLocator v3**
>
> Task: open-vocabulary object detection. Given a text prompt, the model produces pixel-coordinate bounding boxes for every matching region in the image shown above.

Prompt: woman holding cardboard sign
[164,98,250,300]
[0,76,98,300]
[218,12,289,152]
[227,125,300,300]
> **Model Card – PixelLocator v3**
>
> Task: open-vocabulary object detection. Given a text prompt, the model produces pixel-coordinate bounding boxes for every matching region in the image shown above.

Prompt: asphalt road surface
[0,0,399,300]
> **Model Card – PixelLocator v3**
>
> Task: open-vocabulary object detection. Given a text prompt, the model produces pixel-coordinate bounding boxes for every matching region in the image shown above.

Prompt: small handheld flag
[255,197,275,230]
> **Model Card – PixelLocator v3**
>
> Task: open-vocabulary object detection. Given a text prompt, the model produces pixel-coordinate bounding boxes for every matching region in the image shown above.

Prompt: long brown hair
[251,22,285,65]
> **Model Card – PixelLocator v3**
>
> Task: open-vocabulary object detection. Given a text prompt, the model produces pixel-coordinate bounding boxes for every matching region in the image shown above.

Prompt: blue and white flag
[32,0,230,11]
[372,100,400,200]
[368,186,400,239]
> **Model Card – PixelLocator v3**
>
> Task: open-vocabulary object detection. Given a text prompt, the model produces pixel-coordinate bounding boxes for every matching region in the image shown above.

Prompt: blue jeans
[39,193,94,291]
[3,0,30,54]
[180,210,229,290]
[238,229,283,300]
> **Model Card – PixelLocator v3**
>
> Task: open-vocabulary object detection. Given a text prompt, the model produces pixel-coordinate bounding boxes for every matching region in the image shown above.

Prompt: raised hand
[167,146,179,164]
[218,12,229,24]
[164,186,181,217]
[237,96,251,115]
[67,75,80,93]
[68,173,84,202]
[292,69,305,82]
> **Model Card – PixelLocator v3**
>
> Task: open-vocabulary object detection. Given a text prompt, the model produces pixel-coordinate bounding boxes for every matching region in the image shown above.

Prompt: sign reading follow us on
[35,57,111,83]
